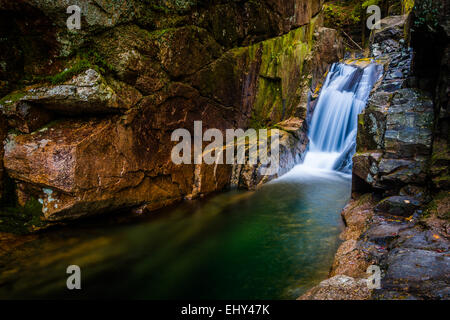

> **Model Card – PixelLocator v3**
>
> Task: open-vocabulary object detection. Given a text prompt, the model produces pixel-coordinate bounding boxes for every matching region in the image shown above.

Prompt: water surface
[0,166,350,300]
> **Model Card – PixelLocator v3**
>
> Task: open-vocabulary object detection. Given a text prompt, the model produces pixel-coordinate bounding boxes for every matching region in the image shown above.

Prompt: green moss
[422,191,449,220]
[249,25,313,126]
[0,91,26,107]
[0,197,46,234]
[46,49,114,85]
[47,59,93,85]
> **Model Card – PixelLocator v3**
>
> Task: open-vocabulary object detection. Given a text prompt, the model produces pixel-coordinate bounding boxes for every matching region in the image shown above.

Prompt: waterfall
[302,62,381,174]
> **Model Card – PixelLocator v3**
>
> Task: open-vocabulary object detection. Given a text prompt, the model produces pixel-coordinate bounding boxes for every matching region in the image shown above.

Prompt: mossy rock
[0,198,48,234]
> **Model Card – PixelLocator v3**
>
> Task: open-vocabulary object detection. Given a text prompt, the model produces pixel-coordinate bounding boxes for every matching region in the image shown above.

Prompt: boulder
[3,117,193,220]
[364,221,411,245]
[375,196,421,217]
[231,117,308,189]
[1,69,142,115]
[381,248,450,299]
[298,275,371,300]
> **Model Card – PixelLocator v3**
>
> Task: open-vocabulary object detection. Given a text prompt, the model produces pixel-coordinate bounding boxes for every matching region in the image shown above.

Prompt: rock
[298,275,371,300]
[381,248,450,299]
[231,117,308,190]
[430,139,450,190]
[158,26,224,79]
[0,0,345,224]
[378,158,428,186]
[5,69,142,115]
[0,100,54,134]
[309,27,345,89]
[391,228,450,252]
[364,221,410,245]
[3,117,191,220]
[375,196,421,216]
[330,239,372,278]
[384,89,434,159]
[356,89,433,163]
[353,15,434,195]
[340,194,375,240]
[371,15,410,44]
[0,115,7,200]
[352,152,382,186]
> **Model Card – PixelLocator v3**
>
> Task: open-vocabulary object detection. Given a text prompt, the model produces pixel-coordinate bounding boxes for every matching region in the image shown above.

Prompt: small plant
[47,49,114,85]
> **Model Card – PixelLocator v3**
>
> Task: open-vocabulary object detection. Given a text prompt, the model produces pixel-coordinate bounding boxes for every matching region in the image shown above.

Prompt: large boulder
[3,116,194,221]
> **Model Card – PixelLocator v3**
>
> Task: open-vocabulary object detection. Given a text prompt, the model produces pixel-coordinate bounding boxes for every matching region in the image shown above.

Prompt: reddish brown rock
[3,117,194,220]
[330,239,372,278]
[299,275,371,300]
[340,194,376,240]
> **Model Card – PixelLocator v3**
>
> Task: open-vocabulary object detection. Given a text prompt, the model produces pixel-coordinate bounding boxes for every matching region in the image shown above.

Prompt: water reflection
[0,167,350,300]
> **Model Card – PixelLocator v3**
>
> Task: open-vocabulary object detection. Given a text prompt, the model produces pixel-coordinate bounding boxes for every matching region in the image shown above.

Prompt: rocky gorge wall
[301,2,450,300]
[0,0,345,230]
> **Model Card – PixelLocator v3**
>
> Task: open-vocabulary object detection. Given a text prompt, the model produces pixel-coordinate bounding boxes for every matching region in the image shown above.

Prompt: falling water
[301,62,381,174]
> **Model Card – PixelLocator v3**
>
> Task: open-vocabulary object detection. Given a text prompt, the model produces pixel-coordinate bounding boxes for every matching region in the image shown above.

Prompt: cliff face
[0,1,344,228]
[301,2,450,300]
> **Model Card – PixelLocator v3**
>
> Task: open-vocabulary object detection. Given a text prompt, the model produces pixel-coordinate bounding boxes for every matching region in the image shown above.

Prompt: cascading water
[301,62,381,174]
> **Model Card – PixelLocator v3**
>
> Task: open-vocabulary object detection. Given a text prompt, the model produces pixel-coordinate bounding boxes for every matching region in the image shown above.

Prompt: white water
[296,63,381,176]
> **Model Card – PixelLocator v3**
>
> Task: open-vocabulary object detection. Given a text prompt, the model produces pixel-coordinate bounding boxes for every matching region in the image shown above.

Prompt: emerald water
[0,167,350,300]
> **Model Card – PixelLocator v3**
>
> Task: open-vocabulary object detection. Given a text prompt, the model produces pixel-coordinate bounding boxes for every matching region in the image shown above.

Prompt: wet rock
[352,152,382,185]
[399,185,430,203]
[3,118,190,220]
[381,248,450,299]
[378,158,427,186]
[298,275,371,300]
[391,228,450,252]
[364,221,410,245]
[375,196,421,216]
[384,90,434,159]
[371,15,410,44]
[231,117,308,190]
